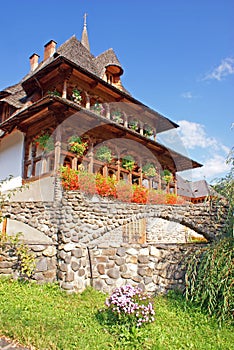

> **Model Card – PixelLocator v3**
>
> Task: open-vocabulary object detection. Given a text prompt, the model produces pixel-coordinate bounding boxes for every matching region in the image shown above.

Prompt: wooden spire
[81,13,90,52]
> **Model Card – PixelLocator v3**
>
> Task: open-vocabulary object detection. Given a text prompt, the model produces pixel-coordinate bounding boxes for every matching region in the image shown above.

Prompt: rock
[116,247,126,256]
[107,268,120,279]
[36,258,47,272]
[43,246,56,257]
[71,261,80,271]
[126,248,138,255]
[97,264,105,275]
[138,255,149,264]
[71,248,83,258]
[78,269,85,277]
[66,271,74,282]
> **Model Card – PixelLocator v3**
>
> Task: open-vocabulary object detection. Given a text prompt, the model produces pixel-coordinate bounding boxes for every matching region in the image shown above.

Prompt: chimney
[29,53,40,71]
[43,40,57,61]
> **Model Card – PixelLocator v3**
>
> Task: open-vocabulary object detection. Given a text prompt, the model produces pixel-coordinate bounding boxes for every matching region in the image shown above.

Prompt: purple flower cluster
[105,285,155,327]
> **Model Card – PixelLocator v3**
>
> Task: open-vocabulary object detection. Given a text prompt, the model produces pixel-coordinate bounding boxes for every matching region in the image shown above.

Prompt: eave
[0,96,202,173]
[21,55,179,134]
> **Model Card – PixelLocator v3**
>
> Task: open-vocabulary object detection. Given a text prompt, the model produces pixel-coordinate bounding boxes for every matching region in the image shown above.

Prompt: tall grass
[186,237,234,325]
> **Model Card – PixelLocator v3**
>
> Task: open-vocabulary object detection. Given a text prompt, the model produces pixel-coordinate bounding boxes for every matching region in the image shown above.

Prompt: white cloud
[177,120,218,150]
[181,91,193,99]
[204,57,234,81]
[180,154,231,181]
[159,120,231,182]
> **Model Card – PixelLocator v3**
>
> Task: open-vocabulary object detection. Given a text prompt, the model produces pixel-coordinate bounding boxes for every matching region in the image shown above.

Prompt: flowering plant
[132,184,148,204]
[72,88,82,104]
[68,136,88,156]
[142,163,157,178]
[161,169,173,184]
[91,102,105,115]
[111,110,124,124]
[122,155,135,171]
[33,131,54,152]
[95,146,113,163]
[128,119,139,131]
[143,124,154,137]
[105,285,155,328]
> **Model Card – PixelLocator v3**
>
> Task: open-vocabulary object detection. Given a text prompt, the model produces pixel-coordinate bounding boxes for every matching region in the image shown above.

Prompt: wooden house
[0,18,202,194]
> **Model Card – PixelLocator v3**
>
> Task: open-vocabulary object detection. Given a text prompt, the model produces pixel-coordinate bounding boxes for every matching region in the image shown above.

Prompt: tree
[212,148,234,236]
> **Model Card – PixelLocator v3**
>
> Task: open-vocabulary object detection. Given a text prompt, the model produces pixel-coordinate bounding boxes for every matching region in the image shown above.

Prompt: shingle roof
[0,83,26,109]
[94,48,123,77]
[176,175,211,198]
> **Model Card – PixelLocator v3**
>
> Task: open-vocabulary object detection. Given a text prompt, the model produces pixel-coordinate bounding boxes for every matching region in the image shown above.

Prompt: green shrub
[185,237,234,325]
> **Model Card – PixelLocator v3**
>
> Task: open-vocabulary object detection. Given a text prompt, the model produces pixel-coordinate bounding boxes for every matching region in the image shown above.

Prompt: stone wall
[0,243,57,283]
[0,191,229,293]
[57,242,203,294]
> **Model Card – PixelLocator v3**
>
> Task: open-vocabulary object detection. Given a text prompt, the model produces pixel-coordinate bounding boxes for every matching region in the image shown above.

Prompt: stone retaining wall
[0,191,228,293]
[57,242,204,294]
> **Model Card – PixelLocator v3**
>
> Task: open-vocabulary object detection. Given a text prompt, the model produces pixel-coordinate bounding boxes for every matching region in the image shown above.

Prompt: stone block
[126,255,138,264]
[66,271,74,282]
[139,248,149,256]
[107,268,120,279]
[93,279,104,291]
[63,243,74,252]
[43,270,56,280]
[31,245,45,252]
[43,246,56,257]
[71,248,83,258]
[61,282,74,290]
[126,248,138,255]
[78,269,85,277]
[36,257,48,272]
[97,264,105,275]
[71,261,80,271]
[138,255,149,264]
[116,247,126,256]
[115,257,125,266]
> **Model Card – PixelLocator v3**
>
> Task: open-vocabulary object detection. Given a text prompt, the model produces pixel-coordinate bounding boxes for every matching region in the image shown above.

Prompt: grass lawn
[0,277,233,350]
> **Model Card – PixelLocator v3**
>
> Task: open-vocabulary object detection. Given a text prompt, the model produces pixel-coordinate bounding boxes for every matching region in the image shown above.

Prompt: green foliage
[128,119,139,131]
[161,169,173,184]
[122,155,135,171]
[142,163,157,177]
[185,237,234,325]
[47,89,61,97]
[68,136,88,156]
[95,146,113,163]
[72,88,82,103]
[33,131,54,152]
[1,279,233,349]
[212,147,234,236]
[0,178,35,278]
[0,232,35,278]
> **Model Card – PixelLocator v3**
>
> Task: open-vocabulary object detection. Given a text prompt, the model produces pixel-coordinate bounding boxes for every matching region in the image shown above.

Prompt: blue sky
[0,0,233,183]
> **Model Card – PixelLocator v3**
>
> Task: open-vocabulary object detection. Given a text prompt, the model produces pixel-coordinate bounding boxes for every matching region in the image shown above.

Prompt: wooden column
[41,157,47,174]
[139,167,143,186]
[139,122,144,136]
[62,80,67,98]
[72,157,78,170]
[123,112,128,128]
[54,125,62,172]
[158,173,162,191]
[105,103,110,119]
[117,159,121,181]
[85,93,90,110]
[174,176,177,195]
[88,145,94,173]
[103,164,108,177]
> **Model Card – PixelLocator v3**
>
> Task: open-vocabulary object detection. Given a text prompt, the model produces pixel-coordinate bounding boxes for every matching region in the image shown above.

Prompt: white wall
[0,130,24,191]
